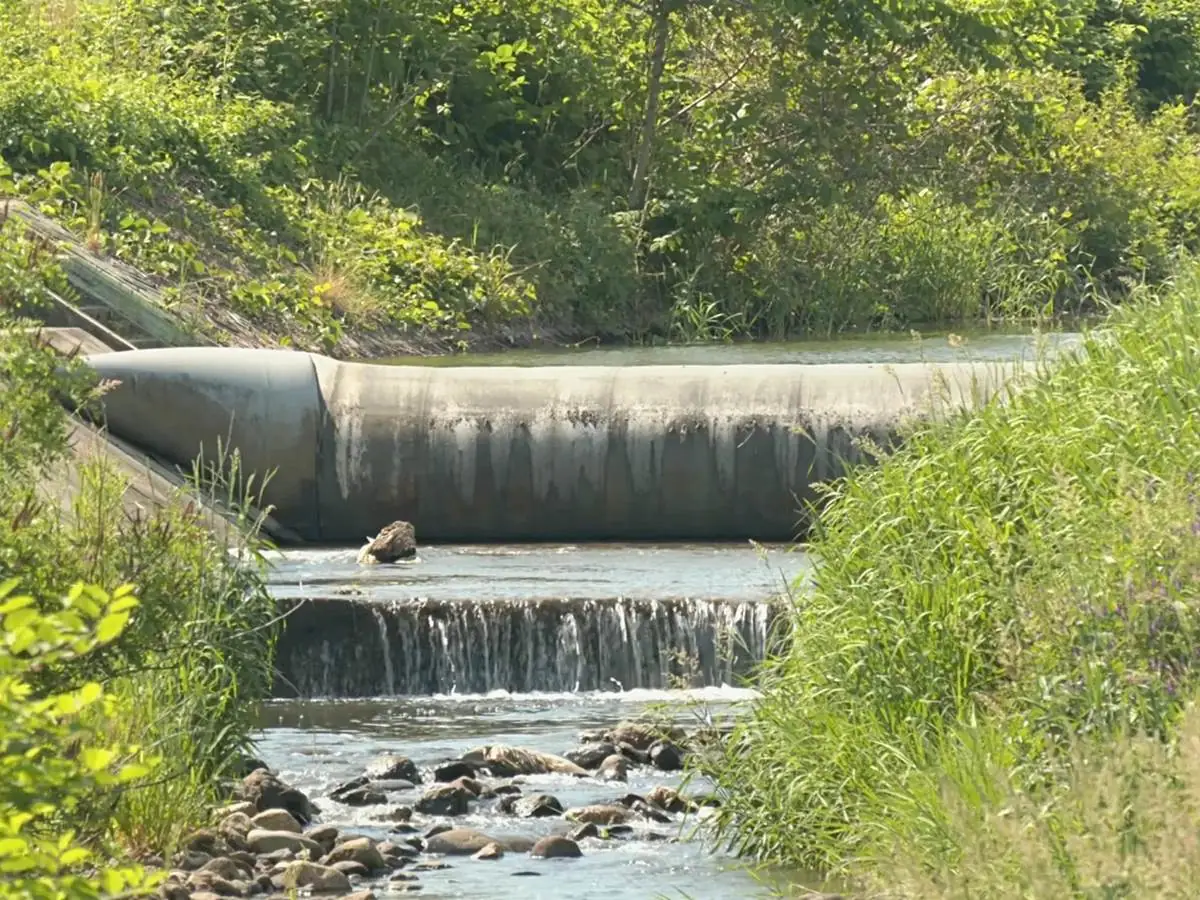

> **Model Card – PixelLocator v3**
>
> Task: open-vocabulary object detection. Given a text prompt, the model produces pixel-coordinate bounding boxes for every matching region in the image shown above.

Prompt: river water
[259,328,1077,899]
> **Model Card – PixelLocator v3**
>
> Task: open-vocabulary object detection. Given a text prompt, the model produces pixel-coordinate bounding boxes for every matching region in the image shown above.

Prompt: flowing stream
[259,329,1077,898]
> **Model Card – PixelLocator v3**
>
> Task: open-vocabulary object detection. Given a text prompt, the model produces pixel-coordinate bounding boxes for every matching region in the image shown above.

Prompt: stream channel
[258,329,1078,899]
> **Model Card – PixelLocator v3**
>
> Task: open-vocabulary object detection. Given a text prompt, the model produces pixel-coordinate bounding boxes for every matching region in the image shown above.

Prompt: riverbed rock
[415,784,472,816]
[246,828,323,856]
[181,829,224,856]
[331,860,369,877]
[250,809,301,834]
[563,742,618,770]
[424,829,534,856]
[646,786,696,814]
[339,786,389,806]
[305,824,340,849]
[448,776,484,796]
[564,805,632,826]
[212,801,257,821]
[433,760,480,782]
[596,754,628,782]
[460,744,588,777]
[380,806,413,823]
[369,778,416,793]
[605,721,685,751]
[174,849,213,871]
[390,871,420,883]
[357,520,417,564]
[330,775,370,800]
[616,742,650,765]
[323,837,386,872]
[514,794,564,818]
[185,871,242,896]
[530,836,582,859]
[473,842,504,861]
[241,770,317,825]
[156,882,190,900]
[219,812,253,836]
[198,857,249,881]
[377,840,419,863]
[569,823,601,841]
[648,739,685,771]
[280,860,352,893]
[368,755,422,784]
[343,892,377,900]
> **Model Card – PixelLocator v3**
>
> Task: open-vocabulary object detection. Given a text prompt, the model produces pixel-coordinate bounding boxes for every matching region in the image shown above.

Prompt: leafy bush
[704,262,1200,871]
[0,222,278,853]
[0,578,161,899]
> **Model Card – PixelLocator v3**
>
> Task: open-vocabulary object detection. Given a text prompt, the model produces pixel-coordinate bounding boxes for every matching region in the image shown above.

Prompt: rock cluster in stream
[149,721,721,899]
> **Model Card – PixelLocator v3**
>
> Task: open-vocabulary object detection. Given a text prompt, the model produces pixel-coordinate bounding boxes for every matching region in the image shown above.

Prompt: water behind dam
[383,326,1083,367]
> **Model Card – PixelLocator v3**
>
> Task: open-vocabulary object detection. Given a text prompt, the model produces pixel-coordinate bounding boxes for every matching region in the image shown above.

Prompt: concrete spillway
[85,347,1007,542]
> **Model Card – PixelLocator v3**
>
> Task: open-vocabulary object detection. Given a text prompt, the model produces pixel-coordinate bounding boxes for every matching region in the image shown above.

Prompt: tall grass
[703,261,1200,874]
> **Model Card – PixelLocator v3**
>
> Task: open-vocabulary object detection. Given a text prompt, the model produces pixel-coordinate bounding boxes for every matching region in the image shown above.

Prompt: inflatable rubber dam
[84,347,1008,543]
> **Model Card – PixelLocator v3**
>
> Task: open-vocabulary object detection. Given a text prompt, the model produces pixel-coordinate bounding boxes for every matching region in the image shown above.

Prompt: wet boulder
[513,794,564,818]
[596,754,628,782]
[240,769,317,825]
[367,754,422,784]
[339,786,388,806]
[280,860,352,893]
[473,842,504,861]
[648,739,685,772]
[323,836,387,873]
[433,760,481,782]
[563,742,618,770]
[423,829,503,856]
[305,824,340,850]
[460,744,587,777]
[564,805,632,826]
[246,829,323,856]
[415,783,472,816]
[357,520,417,564]
[646,786,696,814]
[603,721,685,752]
[250,809,301,834]
[530,836,582,859]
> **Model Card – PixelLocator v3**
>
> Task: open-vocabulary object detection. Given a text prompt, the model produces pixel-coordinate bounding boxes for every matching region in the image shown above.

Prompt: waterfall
[369,607,396,695]
[273,596,779,698]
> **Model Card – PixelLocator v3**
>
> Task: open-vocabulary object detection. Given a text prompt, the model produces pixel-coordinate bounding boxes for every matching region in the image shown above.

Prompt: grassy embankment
[704,263,1200,898]
[0,217,277,894]
[4,0,1200,354]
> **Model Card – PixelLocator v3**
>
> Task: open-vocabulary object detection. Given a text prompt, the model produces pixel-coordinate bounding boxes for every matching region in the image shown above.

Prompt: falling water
[273,595,778,698]
[368,607,396,695]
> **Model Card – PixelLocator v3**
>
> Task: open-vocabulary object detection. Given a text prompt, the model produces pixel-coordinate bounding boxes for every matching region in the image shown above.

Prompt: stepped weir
[84,347,1007,543]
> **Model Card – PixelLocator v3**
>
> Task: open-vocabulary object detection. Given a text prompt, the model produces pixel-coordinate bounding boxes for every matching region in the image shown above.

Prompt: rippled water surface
[258,692,803,899]
[266,543,809,603]
[261,545,816,898]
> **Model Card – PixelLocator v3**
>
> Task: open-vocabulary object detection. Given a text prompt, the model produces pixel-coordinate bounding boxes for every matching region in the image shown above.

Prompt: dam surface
[85,346,1021,543]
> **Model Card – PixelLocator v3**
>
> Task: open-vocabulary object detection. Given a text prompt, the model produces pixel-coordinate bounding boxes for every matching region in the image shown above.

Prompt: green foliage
[0,227,278,854]
[0,578,161,899]
[5,0,1200,347]
[703,263,1200,871]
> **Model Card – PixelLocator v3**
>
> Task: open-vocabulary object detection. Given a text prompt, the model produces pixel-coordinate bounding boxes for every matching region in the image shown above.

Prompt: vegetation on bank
[704,263,1200,894]
[0,219,277,890]
[4,1,1200,352]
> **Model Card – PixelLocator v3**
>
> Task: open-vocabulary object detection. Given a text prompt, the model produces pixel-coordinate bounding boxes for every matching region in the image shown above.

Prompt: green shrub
[0,578,161,899]
[704,262,1200,871]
